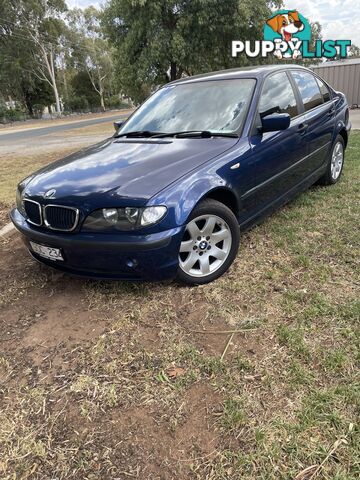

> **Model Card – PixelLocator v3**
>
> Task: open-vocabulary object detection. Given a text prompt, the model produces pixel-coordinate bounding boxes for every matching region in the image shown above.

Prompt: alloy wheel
[179,214,232,278]
[331,141,344,180]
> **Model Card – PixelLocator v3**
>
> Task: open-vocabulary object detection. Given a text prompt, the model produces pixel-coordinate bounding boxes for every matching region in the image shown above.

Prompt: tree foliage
[1,0,334,114]
[104,0,282,102]
[348,44,360,58]
[0,1,115,115]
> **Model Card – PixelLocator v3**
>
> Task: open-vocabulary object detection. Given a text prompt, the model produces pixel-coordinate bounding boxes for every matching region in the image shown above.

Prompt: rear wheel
[177,199,240,285]
[318,135,345,185]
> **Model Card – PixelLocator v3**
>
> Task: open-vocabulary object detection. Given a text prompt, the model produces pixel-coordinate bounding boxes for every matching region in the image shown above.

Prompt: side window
[316,77,331,103]
[259,72,298,119]
[292,71,323,111]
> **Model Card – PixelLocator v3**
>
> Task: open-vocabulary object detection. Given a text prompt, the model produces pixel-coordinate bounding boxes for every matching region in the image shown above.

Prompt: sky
[283,0,360,47]
[67,0,360,48]
[67,0,101,8]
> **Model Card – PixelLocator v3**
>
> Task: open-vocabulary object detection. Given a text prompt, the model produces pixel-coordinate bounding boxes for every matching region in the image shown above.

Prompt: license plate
[30,241,64,261]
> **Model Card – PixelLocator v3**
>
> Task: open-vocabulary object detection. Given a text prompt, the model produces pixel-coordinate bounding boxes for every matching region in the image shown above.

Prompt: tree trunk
[41,43,61,115]
[98,69,106,111]
[100,89,105,111]
[63,70,69,104]
[29,31,62,115]
[170,61,177,81]
[52,80,61,115]
[8,95,16,110]
[23,91,34,116]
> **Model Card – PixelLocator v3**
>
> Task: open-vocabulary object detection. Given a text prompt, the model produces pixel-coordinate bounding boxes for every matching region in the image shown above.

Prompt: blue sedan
[11,65,351,284]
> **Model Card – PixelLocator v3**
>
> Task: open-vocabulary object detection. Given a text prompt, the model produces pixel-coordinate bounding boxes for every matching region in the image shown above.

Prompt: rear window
[292,71,323,111]
[316,77,331,103]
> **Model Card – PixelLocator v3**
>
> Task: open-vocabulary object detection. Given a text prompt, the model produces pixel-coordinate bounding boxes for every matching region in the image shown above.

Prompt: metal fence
[312,59,360,108]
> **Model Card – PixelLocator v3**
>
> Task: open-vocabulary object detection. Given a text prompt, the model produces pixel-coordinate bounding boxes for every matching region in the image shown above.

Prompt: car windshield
[119,79,256,136]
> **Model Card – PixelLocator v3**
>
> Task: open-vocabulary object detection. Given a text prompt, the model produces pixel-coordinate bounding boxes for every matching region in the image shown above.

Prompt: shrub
[0,108,25,123]
[105,95,130,109]
[64,96,89,112]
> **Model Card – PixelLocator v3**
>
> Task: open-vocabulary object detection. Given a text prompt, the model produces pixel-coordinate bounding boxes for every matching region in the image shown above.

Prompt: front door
[243,71,307,223]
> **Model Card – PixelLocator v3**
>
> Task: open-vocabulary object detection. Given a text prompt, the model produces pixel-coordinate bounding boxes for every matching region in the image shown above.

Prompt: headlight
[82,206,167,231]
[102,208,119,224]
[16,186,27,217]
[16,175,34,217]
[140,206,167,226]
[16,183,26,217]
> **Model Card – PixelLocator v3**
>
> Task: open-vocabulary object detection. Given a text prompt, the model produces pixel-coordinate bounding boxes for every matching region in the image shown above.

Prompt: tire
[177,199,240,285]
[318,135,345,186]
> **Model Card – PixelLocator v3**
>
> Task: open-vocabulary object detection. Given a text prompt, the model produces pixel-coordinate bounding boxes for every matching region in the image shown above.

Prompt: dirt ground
[0,134,359,479]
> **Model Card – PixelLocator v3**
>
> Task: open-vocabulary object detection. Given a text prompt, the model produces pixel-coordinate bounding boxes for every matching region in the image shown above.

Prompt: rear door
[245,71,307,222]
[290,70,334,173]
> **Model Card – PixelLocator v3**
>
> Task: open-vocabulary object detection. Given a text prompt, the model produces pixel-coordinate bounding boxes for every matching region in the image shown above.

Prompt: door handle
[327,108,335,116]
[297,123,308,134]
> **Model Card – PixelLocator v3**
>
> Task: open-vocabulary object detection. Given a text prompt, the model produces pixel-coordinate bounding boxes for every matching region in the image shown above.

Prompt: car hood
[25,136,238,206]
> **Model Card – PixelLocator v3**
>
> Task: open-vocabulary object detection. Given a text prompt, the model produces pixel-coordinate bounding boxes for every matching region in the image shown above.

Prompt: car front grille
[44,205,79,231]
[22,200,79,232]
[23,199,42,226]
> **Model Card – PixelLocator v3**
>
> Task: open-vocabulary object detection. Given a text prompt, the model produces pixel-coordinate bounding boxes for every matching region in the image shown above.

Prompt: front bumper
[10,208,183,280]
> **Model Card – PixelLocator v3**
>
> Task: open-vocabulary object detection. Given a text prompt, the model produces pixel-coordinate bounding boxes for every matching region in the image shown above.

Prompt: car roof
[169,64,312,85]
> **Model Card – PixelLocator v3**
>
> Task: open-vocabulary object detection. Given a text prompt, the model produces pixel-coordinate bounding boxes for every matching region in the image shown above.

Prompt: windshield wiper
[115,130,238,139]
[152,130,238,138]
[115,130,162,138]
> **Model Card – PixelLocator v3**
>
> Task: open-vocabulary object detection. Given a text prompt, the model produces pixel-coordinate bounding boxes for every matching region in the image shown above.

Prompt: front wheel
[177,199,240,285]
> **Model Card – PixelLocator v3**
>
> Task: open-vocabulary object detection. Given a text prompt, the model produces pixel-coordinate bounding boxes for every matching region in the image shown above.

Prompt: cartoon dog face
[266,10,304,42]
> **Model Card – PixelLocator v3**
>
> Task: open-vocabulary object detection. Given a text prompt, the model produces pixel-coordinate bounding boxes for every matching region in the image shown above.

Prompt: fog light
[126,258,138,268]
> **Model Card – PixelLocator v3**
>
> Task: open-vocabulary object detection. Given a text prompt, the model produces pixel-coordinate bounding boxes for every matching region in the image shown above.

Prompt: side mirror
[261,113,290,133]
[113,121,124,133]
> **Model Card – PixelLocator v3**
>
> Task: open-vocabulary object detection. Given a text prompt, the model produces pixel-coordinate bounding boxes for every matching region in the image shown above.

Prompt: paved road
[0,113,129,143]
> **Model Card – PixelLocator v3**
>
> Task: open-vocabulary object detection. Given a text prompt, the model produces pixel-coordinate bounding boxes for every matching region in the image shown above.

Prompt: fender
[329,91,350,145]
[150,172,232,228]
[148,139,252,228]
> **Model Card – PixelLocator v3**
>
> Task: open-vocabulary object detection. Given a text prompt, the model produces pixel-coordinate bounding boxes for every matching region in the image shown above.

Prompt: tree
[0,0,67,114]
[104,0,282,103]
[67,7,114,111]
[0,1,37,111]
[348,44,360,58]
[70,70,102,109]
[0,43,54,116]
[28,20,66,114]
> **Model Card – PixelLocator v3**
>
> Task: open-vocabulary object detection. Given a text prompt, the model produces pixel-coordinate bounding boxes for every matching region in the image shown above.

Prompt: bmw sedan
[11,65,351,284]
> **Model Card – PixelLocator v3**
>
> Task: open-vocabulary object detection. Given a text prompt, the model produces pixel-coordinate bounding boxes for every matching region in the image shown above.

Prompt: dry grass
[0,122,115,223]
[0,148,80,210]
[56,121,115,137]
[0,109,132,133]
[0,133,359,479]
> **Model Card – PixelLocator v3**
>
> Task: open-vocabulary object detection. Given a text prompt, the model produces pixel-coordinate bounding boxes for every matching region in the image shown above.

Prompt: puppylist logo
[232,9,351,60]
[264,10,309,59]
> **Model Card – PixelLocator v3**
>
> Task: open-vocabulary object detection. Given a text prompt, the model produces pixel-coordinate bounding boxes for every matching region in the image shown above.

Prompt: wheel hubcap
[331,141,343,180]
[179,214,232,278]
[199,240,208,250]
